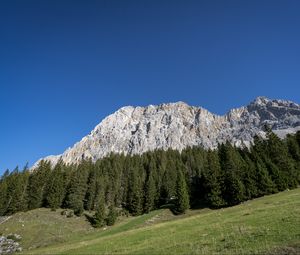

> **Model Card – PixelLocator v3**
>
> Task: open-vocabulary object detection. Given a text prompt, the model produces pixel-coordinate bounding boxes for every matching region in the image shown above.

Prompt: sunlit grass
[8,188,299,255]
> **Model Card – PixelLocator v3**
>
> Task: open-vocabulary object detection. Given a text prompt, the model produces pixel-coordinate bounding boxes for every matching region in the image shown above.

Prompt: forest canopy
[1,130,300,226]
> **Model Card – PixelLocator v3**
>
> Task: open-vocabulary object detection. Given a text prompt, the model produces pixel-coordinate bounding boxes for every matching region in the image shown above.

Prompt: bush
[66,211,74,218]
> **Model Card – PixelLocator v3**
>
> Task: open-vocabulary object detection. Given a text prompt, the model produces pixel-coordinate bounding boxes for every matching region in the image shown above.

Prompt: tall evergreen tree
[106,205,117,226]
[219,142,245,205]
[93,192,106,228]
[240,151,258,199]
[203,150,225,208]
[0,175,8,215]
[144,168,156,213]
[84,165,97,211]
[64,160,90,215]
[126,163,143,216]
[44,160,66,210]
[27,160,51,210]
[174,170,190,214]
[266,131,298,188]
[5,167,29,215]
[255,157,275,195]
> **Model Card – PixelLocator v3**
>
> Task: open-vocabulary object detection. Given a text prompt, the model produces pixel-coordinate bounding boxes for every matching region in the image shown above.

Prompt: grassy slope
[1,189,300,254]
[0,208,95,250]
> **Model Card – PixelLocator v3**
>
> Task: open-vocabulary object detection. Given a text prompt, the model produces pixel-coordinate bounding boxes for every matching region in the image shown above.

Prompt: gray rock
[0,235,22,254]
[33,96,300,167]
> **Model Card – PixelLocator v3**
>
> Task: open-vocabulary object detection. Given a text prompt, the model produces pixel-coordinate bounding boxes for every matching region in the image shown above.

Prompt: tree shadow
[84,212,95,226]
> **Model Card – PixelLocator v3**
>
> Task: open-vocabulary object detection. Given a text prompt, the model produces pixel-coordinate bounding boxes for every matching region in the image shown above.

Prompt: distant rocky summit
[35,96,300,167]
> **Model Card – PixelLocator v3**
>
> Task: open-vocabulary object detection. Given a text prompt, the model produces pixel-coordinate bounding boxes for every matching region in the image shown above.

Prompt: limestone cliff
[35,96,300,166]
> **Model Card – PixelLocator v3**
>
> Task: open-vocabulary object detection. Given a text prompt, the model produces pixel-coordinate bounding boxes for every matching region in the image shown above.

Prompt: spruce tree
[27,161,51,210]
[174,170,190,214]
[255,159,275,195]
[6,167,29,215]
[44,160,66,210]
[94,192,106,228]
[84,165,97,211]
[203,150,225,208]
[127,164,143,216]
[219,142,246,205]
[240,151,258,199]
[144,158,156,213]
[106,205,117,226]
[266,131,298,188]
[64,160,90,216]
[0,176,8,215]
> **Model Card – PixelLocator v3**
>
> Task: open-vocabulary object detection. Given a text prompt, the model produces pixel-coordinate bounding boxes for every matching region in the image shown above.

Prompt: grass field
[1,188,300,254]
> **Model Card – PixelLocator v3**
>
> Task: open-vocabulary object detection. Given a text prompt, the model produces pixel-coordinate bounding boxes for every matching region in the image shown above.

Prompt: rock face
[35,96,300,167]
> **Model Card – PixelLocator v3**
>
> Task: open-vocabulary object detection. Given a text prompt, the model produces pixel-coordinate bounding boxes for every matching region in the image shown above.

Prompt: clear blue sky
[1,0,300,173]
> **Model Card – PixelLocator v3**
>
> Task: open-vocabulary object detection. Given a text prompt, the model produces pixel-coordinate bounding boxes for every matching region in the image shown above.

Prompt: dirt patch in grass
[268,243,300,255]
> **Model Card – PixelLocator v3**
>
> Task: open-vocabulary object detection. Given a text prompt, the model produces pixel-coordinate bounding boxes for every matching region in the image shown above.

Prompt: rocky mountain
[35,96,300,167]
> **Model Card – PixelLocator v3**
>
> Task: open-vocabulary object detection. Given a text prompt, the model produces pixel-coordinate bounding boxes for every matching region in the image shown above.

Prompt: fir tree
[0,175,8,215]
[203,150,225,208]
[84,165,97,211]
[255,158,275,195]
[5,167,29,215]
[127,163,143,216]
[240,151,258,199]
[44,160,66,210]
[219,143,246,205]
[174,170,190,214]
[93,192,106,228]
[106,205,117,226]
[143,158,156,213]
[27,160,51,210]
[266,131,298,188]
[64,160,90,216]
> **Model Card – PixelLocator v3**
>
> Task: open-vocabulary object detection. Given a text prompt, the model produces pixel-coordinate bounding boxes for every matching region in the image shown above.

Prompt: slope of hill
[1,188,299,255]
[35,96,300,167]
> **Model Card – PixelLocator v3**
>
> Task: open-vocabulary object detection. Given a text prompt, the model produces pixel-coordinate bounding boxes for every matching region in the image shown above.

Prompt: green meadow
[1,188,299,255]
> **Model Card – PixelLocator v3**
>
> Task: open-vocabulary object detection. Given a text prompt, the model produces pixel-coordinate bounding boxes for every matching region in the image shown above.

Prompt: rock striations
[36,97,300,167]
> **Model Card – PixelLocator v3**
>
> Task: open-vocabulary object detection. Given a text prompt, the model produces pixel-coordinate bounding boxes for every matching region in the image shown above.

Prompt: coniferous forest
[1,129,300,228]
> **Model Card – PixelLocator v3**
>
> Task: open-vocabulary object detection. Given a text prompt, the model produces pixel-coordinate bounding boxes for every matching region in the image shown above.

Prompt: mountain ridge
[34,96,300,167]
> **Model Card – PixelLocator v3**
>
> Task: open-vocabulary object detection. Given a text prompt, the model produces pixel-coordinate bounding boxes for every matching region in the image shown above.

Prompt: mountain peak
[251,96,270,105]
[33,97,300,167]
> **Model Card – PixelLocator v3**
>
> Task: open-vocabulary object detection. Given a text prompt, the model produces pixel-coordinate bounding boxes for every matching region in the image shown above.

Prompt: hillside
[35,96,300,167]
[0,188,299,255]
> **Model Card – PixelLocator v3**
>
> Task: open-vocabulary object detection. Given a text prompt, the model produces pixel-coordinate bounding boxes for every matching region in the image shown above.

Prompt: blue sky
[0,0,300,173]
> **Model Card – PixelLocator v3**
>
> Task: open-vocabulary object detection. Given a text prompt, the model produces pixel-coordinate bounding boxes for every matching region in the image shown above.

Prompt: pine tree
[174,170,190,214]
[286,134,300,183]
[143,158,156,213]
[159,154,177,205]
[0,175,8,215]
[93,192,106,228]
[255,158,275,195]
[219,143,246,205]
[44,160,66,210]
[27,160,51,210]
[127,163,143,216]
[240,151,258,199]
[264,157,286,192]
[5,167,29,215]
[106,205,117,226]
[203,150,225,208]
[84,165,97,211]
[266,131,298,188]
[64,160,90,216]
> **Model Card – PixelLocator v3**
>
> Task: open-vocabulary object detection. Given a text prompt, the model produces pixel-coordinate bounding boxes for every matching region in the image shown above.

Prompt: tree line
[0,129,300,227]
